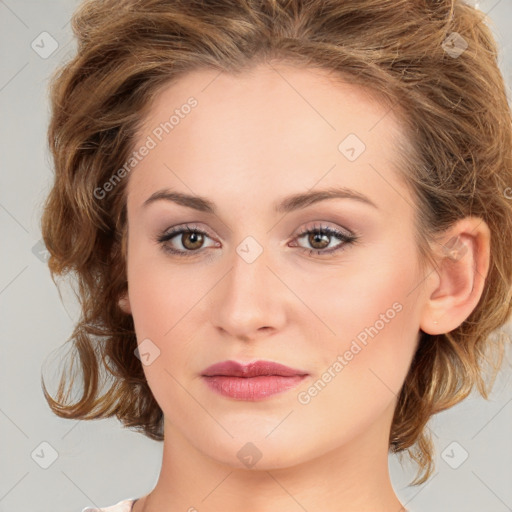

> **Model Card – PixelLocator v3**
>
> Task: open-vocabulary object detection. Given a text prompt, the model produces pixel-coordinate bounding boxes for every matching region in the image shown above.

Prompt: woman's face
[121,63,433,469]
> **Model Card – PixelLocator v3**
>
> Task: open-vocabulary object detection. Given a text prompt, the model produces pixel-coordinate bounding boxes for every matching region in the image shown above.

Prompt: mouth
[201,360,309,401]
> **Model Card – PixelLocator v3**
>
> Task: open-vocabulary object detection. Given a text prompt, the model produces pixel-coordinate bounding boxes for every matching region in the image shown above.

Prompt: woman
[40,0,512,510]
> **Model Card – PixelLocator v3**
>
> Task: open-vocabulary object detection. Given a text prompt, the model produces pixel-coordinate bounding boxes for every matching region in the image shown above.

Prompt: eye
[290,223,359,257]
[156,223,219,257]
[156,222,359,258]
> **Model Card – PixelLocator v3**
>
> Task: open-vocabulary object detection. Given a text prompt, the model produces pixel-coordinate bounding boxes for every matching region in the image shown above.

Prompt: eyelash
[156,223,359,258]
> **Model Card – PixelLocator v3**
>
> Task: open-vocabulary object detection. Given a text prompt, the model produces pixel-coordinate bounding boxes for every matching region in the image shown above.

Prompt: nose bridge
[232,236,269,292]
[211,234,287,338]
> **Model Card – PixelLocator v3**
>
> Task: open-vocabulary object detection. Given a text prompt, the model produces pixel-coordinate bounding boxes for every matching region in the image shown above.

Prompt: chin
[198,433,310,472]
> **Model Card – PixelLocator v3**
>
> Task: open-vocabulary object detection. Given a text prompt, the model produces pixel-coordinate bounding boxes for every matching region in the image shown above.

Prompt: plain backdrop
[1,1,511,511]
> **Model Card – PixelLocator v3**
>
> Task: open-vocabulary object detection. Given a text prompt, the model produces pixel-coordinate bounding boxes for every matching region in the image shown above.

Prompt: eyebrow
[142,186,378,213]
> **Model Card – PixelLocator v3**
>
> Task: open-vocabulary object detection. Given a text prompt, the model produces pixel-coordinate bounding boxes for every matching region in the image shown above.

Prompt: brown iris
[181,231,204,250]
[308,231,330,250]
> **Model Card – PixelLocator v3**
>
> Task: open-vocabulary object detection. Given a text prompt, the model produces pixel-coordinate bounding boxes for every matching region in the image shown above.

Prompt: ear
[118,291,132,315]
[419,217,491,335]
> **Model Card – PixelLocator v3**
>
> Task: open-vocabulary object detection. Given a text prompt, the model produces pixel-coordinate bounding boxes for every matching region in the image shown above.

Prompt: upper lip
[201,360,308,378]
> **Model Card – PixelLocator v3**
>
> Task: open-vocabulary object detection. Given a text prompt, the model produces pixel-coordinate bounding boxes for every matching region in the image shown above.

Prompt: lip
[201,360,309,401]
[201,360,308,378]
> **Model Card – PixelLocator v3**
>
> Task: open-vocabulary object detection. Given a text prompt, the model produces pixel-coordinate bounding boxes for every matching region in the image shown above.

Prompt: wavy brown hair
[40,0,512,484]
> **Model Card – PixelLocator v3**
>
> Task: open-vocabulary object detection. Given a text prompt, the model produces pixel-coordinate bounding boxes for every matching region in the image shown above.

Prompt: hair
[40,0,512,485]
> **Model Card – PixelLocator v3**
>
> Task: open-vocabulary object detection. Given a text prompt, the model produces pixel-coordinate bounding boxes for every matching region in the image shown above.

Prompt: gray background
[1,0,511,511]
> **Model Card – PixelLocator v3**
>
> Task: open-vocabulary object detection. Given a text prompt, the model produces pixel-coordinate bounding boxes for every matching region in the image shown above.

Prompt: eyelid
[159,222,215,239]
[292,221,354,238]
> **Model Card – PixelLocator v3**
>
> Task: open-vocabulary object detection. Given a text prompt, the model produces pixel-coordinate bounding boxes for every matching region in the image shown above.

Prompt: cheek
[126,241,195,338]
[292,283,420,454]
[129,277,173,340]
[295,240,422,398]
[125,242,214,379]
[126,261,199,409]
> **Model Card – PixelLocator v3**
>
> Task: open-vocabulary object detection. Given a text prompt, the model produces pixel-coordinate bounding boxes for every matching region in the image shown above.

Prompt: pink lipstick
[201,360,308,401]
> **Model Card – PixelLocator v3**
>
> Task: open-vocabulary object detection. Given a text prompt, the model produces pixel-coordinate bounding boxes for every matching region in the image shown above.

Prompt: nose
[209,242,289,342]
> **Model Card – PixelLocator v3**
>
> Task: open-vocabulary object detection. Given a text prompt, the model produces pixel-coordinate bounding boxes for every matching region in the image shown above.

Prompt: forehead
[136,62,399,146]
[127,63,412,216]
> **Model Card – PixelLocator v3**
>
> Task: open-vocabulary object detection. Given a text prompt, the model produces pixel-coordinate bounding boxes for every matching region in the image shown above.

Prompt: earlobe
[118,292,132,314]
[419,217,491,335]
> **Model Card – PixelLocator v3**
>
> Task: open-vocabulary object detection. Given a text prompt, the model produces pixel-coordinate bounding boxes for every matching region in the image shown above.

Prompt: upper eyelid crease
[142,187,379,213]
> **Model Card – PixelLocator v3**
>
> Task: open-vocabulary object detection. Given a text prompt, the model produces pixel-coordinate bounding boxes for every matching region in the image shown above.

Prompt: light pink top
[81,498,137,511]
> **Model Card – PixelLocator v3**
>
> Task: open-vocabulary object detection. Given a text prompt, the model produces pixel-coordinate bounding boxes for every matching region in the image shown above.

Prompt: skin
[118,62,490,512]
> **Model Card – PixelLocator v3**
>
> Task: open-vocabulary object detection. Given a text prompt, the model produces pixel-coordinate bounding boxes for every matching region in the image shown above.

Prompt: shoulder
[81,498,136,512]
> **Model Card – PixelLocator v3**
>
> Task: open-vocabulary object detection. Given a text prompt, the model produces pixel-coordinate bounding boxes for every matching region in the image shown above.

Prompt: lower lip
[202,375,307,400]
